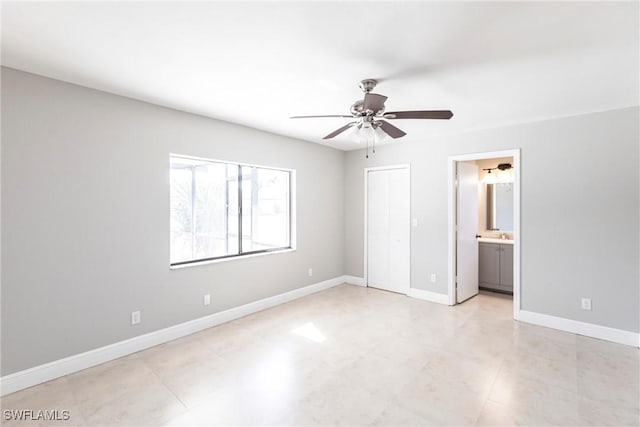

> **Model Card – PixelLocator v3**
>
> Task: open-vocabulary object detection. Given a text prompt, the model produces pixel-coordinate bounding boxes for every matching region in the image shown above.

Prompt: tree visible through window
[170,156,291,265]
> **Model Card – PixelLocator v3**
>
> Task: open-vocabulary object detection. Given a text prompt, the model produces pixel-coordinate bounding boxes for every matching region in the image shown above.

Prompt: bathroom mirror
[486,183,513,231]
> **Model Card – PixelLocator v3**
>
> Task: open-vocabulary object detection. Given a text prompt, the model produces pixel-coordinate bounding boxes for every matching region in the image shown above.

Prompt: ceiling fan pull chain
[366,137,369,159]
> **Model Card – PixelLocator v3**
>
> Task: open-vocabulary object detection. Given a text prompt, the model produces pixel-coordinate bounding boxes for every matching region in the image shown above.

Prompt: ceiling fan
[291,79,453,141]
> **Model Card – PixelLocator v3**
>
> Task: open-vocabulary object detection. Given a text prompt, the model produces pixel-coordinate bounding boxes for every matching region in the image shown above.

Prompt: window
[170,155,292,266]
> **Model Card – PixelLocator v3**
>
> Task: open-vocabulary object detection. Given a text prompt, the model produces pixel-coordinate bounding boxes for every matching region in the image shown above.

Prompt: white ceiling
[2,1,638,150]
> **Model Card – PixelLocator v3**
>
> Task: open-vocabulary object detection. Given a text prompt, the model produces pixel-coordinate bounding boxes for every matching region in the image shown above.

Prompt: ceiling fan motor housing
[350,99,385,116]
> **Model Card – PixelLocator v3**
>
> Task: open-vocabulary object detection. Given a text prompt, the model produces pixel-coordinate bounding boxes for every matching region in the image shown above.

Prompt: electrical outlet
[131,310,141,325]
[581,298,592,311]
[203,294,211,306]
[308,268,313,277]
[411,218,419,227]
[430,273,437,283]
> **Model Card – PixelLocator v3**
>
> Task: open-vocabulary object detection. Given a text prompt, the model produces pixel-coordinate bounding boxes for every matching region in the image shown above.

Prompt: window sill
[169,248,296,270]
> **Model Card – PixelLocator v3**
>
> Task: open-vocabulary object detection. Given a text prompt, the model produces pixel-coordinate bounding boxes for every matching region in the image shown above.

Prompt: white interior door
[456,162,479,302]
[367,167,410,294]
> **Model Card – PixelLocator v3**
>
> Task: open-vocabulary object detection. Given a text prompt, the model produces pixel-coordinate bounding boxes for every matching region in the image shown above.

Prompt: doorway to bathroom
[447,149,521,320]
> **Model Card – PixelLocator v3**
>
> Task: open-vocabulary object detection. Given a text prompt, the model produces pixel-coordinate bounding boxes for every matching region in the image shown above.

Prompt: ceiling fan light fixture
[354,120,374,144]
[348,120,386,144]
[373,123,388,141]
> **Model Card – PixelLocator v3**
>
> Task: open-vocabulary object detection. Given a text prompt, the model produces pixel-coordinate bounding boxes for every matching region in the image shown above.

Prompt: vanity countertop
[478,237,514,245]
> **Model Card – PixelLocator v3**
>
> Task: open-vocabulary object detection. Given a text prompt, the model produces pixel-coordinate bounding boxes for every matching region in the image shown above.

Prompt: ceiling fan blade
[362,93,387,113]
[323,122,357,140]
[378,120,407,139]
[384,110,453,120]
[290,114,354,119]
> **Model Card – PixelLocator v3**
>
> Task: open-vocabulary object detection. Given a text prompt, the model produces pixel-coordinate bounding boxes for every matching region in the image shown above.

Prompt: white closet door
[367,167,410,294]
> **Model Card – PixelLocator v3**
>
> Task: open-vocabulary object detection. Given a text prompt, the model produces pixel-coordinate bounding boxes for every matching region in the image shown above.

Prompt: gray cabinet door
[501,245,514,288]
[479,242,514,293]
[479,243,500,286]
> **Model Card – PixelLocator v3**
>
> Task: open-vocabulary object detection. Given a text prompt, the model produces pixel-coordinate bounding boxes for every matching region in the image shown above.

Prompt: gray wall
[1,68,345,375]
[2,66,638,376]
[345,107,639,333]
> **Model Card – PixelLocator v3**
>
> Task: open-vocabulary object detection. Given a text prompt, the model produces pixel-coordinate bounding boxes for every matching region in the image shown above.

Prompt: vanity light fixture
[483,163,512,173]
[497,163,513,182]
[483,163,513,183]
[483,168,497,184]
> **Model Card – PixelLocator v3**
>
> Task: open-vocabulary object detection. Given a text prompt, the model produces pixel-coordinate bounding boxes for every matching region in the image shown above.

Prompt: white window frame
[169,154,296,268]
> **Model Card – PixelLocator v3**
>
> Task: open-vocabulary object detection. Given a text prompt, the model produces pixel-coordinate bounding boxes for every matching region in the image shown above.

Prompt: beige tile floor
[2,285,639,426]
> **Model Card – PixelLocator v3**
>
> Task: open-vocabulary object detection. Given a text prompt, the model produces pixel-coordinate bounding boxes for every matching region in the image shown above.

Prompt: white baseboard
[0,276,346,396]
[407,287,450,305]
[343,275,366,286]
[519,310,640,348]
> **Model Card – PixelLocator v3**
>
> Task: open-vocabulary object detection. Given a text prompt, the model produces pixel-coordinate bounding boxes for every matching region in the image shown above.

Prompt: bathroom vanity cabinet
[479,242,513,294]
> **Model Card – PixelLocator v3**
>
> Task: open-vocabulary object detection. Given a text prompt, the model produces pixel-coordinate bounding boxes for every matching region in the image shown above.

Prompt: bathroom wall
[477,156,514,239]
